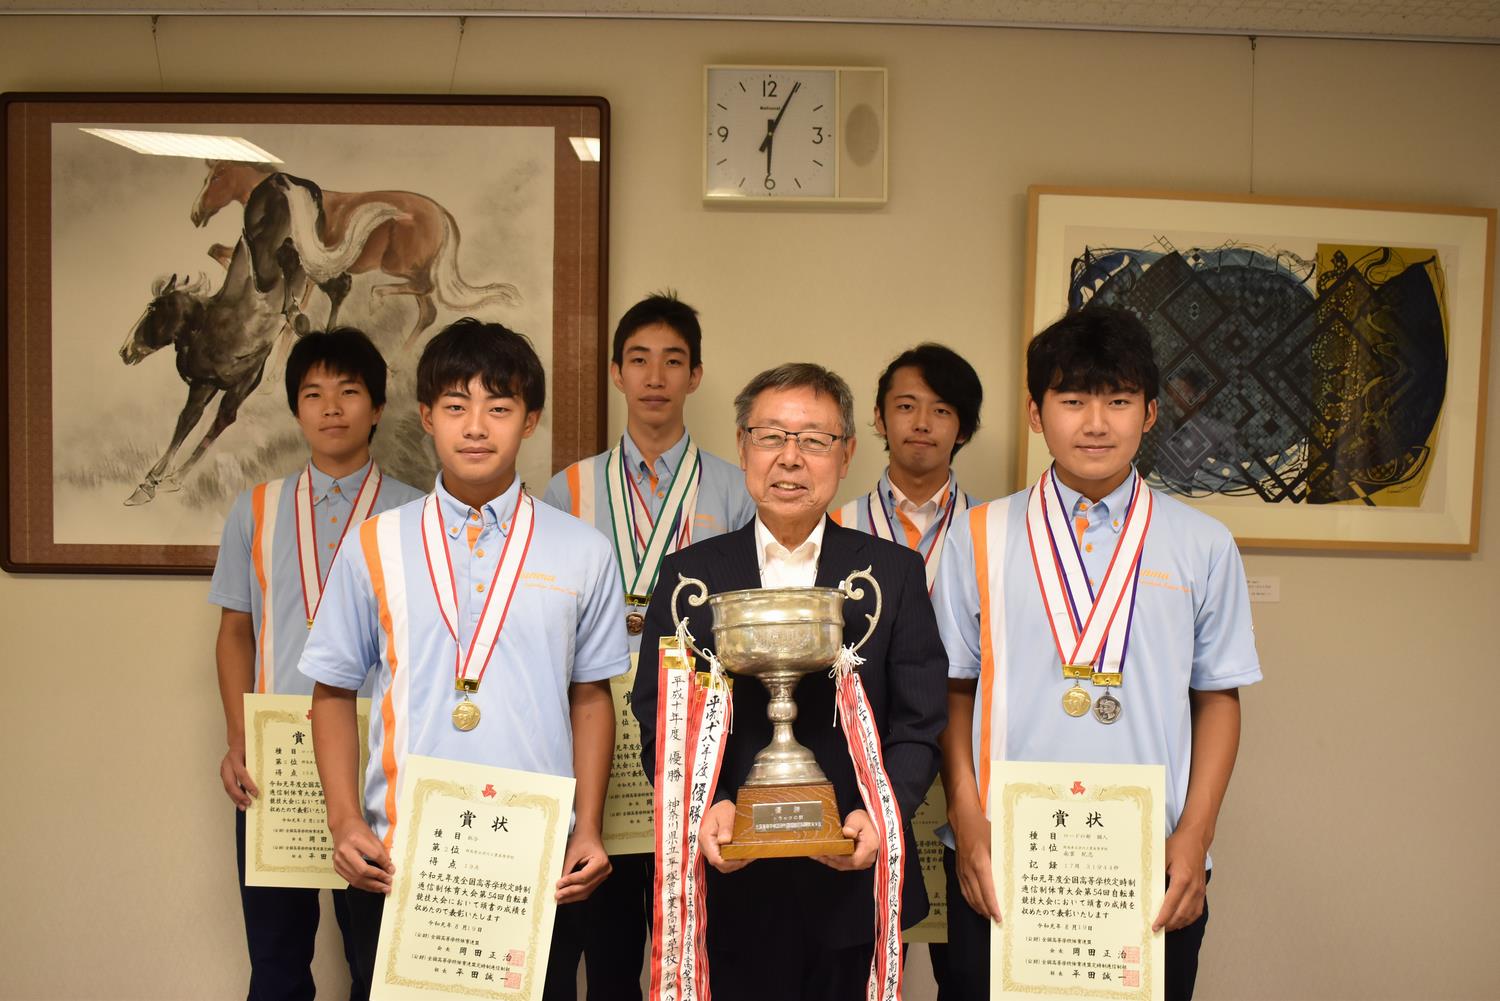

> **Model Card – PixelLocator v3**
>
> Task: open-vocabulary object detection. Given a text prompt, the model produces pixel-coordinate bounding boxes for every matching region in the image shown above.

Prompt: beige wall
[1,14,1497,1000]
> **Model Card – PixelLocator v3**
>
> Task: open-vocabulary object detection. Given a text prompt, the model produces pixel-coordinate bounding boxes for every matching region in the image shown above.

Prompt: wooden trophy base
[720,781,854,860]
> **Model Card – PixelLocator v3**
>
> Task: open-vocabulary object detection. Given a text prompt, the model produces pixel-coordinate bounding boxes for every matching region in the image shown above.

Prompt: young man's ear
[419,403,434,435]
[609,362,624,393]
[872,403,887,439]
[1143,399,1158,434]
[1026,397,1044,433]
[522,408,542,438]
[686,364,703,394]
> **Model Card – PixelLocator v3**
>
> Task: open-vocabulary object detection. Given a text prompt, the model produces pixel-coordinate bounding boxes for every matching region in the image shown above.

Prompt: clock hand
[763,117,774,177]
[756,81,801,154]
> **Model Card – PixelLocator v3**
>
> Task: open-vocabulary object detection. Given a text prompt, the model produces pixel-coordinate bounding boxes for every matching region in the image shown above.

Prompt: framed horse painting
[2,92,609,573]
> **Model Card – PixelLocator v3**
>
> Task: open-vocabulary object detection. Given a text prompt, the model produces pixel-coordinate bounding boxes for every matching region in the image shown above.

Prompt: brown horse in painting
[190,160,521,344]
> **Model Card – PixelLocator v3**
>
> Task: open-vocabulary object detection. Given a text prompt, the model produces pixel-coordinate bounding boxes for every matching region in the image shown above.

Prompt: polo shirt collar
[434,473,522,537]
[622,429,688,484]
[1050,466,1138,535]
[308,458,373,506]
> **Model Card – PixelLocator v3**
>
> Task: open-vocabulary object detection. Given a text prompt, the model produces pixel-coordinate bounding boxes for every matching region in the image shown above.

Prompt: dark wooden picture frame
[4,92,608,574]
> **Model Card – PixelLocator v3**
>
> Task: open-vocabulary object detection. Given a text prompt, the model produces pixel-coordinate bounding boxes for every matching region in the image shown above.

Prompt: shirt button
[470,511,480,522]
[330,516,339,524]
[1085,543,1094,553]
[1112,519,1119,527]
[332,484,342,494]
[476,583,486,593]
[327,542,336,549]
[475,549,486,558]
[656,489,665,499]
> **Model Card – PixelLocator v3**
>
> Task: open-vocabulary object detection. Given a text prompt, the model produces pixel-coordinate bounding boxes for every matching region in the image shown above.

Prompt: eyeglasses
[743,426,846,454]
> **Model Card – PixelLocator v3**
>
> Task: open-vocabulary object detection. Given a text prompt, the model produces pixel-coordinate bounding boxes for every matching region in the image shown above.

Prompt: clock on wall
[704,65,887,205]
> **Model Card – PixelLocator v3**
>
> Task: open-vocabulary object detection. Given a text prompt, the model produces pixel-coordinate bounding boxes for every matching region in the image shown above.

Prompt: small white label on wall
[1246,576,1280,603]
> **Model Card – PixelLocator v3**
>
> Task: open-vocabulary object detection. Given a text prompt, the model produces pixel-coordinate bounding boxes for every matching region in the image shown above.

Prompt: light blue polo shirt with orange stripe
[929,470,1261,860]
[208,459,425,696]
[297,474,631,844]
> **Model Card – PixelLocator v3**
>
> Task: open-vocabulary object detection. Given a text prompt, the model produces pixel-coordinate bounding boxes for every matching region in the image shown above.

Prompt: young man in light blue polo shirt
[932,308,1261,1001]
[210,327,425,1001]
[300,318,631,1000]
[542,293,753,1001]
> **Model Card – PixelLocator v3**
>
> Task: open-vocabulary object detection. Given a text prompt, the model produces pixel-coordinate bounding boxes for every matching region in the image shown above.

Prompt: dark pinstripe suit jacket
[632,517,948,949]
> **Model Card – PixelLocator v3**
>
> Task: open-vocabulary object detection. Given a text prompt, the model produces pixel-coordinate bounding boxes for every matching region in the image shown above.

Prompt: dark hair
[734,363,856,440]
[611,291,703,369]
[875,343,984,457]
[1026,307,1159,405]
[285,327,389,441]
[416,317,546,412]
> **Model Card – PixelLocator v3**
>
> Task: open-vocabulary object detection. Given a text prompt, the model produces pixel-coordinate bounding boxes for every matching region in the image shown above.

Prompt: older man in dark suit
[633,362,948,1001]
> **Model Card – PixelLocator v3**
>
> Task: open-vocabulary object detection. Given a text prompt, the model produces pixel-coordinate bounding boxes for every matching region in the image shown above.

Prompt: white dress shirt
[753,515,826,587]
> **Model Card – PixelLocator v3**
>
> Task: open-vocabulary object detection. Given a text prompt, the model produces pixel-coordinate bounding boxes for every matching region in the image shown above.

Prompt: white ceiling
[3,0,1499,43]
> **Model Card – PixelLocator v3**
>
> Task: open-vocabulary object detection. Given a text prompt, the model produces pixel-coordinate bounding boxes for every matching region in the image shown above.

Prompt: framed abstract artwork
[3,92,608,573]
[1020,185,1495,553]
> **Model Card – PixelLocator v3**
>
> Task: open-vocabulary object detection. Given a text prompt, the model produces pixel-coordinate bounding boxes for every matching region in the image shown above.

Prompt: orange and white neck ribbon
[419,488,534,691]
[832,645,905,1001]
[865,473,966,593]
[1025,468,1152,674]
[650,633,730,1001]
[293,461,383,627]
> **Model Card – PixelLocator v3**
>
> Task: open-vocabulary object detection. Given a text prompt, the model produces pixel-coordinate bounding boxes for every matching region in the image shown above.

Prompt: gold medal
[626,611,645,635]
[1062,683,1092,717]
[452,698,481,731]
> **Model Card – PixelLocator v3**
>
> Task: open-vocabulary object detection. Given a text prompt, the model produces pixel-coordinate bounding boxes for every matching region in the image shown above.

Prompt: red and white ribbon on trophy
[651,568,903,1001]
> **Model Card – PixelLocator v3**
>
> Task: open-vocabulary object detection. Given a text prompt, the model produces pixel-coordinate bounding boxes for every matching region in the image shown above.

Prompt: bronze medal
[626,611,645,635]
[452,698,481,731]
[1092,692,1121,724]
[1061,683,1092,717]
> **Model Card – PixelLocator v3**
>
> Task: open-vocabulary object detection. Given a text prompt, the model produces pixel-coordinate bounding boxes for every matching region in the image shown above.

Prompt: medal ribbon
[1025,468,1152,673]
[607,438,702,597]
[293,462,383,625]
[867,473,966,593]
[419,487,534,692]
[832,646,905,1001]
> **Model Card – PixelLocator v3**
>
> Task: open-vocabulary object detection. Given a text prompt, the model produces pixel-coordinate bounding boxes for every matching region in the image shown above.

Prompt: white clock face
[705,67,837,199]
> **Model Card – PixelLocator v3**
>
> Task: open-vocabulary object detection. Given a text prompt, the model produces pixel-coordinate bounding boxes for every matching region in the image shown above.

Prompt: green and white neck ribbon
[606,436,701,598]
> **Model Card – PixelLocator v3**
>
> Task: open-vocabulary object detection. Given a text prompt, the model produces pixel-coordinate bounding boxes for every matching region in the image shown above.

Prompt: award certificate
[601,657,653,855]
[243,692,369,889]
[902,779,948,943]
[990,761,1166,1000]
[372,755,574,1001]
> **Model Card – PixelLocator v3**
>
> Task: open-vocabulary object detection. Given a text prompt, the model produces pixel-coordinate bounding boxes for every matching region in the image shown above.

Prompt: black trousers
[235,809,361,1001]
[544,853,652,1000]
[942,846,1210,1001]
[346,885,594,1001]
[707,935,873,1001]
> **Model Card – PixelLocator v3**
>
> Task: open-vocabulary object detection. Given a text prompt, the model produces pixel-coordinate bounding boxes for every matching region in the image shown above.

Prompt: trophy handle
[669,573,712,660]
[838,566,883,655]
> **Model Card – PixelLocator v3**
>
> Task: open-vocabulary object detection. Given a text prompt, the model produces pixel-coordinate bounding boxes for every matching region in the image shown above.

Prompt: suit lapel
[816,516,869,589]
[722,521,762,591]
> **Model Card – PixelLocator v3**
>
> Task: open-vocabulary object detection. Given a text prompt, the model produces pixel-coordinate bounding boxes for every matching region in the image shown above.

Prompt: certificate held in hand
[990,760,1167,1000]
[371,755,575,1001]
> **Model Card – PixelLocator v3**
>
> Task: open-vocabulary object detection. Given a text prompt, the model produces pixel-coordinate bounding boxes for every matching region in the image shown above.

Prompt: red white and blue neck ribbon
[293,461,382,626]
[1025,468,1152,673]
[865,473,965,593]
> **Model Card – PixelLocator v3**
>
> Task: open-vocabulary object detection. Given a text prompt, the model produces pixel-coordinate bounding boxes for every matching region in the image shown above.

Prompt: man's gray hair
[733,362,857,440]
